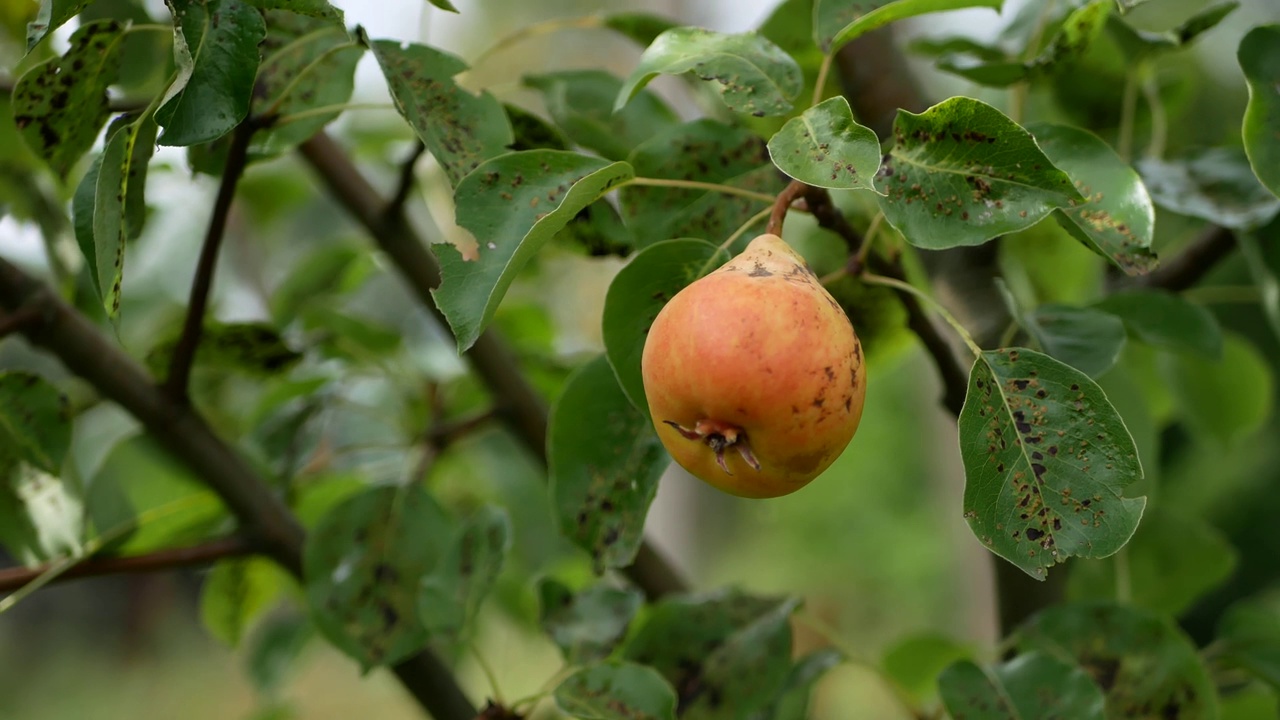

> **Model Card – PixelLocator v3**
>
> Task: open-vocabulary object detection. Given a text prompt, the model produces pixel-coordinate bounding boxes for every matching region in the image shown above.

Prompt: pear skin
[641,234,866,498]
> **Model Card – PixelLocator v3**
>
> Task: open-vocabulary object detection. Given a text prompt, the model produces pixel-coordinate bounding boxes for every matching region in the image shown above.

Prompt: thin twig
[1139,224,1236,292]
[297,132,689,601]
[386,141,427,221]
[0,305,43,339]
[163,123,256,401]
[0,535,255,593]
[767,179,807,237]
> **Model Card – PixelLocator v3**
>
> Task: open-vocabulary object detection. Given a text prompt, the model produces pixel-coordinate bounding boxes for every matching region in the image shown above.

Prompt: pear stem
[767,179,808,237]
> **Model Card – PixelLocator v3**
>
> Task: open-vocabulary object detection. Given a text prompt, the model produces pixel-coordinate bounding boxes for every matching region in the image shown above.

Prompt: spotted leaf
[554,661,678,720]
[549,355,668,573]
[766,96,882,192]
[939,652,1106,720]
[1029,122,1157,275]
[877,97,1084,249]
[303,483,455,670]
[0,372,71,475]
[959,348,1146,580]
[615,27,803,118]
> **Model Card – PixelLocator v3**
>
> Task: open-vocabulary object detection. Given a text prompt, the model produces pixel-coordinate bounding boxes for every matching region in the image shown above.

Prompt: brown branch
[767,179,807,237]
[1140,224,1236,292]
[163,123,256,401]
[0,535,255,593]
[0,258,477,720]
[297,131,688,601]
[802,186,969,416]
[0,304,43,339]
[387,141,427,221]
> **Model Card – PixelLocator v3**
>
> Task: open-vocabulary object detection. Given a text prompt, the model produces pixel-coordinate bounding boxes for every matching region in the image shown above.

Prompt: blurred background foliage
[1,0,1279,718]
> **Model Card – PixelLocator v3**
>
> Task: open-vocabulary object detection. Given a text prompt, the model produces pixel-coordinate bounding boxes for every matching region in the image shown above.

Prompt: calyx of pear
[641,233,866,499]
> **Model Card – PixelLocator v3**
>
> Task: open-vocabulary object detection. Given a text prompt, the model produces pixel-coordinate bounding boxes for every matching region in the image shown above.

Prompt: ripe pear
[641,233,866,498]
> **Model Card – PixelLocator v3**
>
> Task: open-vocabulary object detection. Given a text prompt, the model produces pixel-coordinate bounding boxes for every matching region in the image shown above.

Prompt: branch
[0,258,477,720]
[0,535,254,593]
[802,186,969,416]
[0,304,43,339]
[1140,224,1236,292]
[387,141,427,221]
[163,123,256,401]
[297,132,689,600]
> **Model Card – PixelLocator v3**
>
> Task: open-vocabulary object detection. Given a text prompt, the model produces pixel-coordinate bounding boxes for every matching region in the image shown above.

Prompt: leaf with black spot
[621,120,785,249]
[616,27,802,118]
[549,355,668,574]
[766,96,882,192]
[622,589,800,719]
[958,348,1146,580]
[156,0,266,147]
[539,579,645,664]
[504,103,569,151]
[417,505,511,646]
[244,0,343,22]
[0,372,71,475]
[1017,602,1217,718]
[200,557,291,647]
[602,239,728,416]
[938,652,1106,720]
[26,0,97,51]
[1029,122,1157,276]
[303,483,456,670]
[251,10,362,155]
[13,19,127,179]
[436,150,634,351]
[364,31,512,187]
[877,97,1084,249]
[554,660,678,720]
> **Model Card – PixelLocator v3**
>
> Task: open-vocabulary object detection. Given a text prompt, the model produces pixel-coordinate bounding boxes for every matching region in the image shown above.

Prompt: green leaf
[623,590,800,720]
[245,0,342,22]
[1239,24,1280,199]
[539,579,645,664]
[766,96,882,191]
[417,505,510,645]
[364,34,512,186]
[877,97,1084,249]
[0,463,84,564]
[820,0,1003,53]
[615,27,803,118]
[1138,148,1280,230]
[435,150,634,351]
[424,0,457,13]
[72,113,155,318]
[523,70,679,161]
[1160,332,1273,447]
[882,634,974,705]
[1218,596,1280,691]
[157,0,266,146]
[621,120,783,248]
[1018,602,1218,719]
[0,372,71,475]
[200,557,290,647]
[1094,289,1222,359]
[251,12,361,155]
[13,19,126,178]
[145,321,302,377]
[601,12,678,47]
[959,348,1146,580]
[505,103,570,152]
[939,652,1106,720]
[1238,233,1280,345]
[1067,505,1237,617]
[26,0,96,50]
[245,613,315,695]
[602,239,728,416]
[303,483,455,670]
[1028,122,1157,275]
[549,356,668,573]
[1108,3,1239,64]
[1024,304,1127,378]
[554,661,679,720]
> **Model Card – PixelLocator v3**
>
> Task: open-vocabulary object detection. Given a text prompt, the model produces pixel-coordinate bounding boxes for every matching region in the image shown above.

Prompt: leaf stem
[624,177,779,205]
[1140,65,1167,160]
[813,53,835,107]
[852,211,884,272]
[767,179,808,237]
[471,645,505,706]
[1114,547,1132,604]
[0,305,43,339]
[163,122,256,401]
[1117,68,1139,162]
[386,141,428,222]
[861,272,983,357]
[718,207,772,254]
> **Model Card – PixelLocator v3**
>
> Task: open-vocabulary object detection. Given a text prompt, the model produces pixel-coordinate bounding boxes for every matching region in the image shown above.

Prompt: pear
[641,233,867,498]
